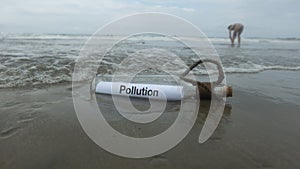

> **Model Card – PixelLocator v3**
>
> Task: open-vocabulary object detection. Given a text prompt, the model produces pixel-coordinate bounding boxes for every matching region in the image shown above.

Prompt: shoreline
[1,69,300,106]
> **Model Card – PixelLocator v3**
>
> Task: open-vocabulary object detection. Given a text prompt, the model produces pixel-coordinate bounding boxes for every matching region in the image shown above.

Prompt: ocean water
[0,33,300,88]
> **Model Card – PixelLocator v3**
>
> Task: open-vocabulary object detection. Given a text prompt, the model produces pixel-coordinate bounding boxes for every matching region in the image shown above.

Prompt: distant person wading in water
[228,23,244,46]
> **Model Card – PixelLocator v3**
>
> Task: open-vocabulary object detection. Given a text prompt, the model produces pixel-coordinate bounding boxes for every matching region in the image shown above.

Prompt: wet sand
[1,70,300,169]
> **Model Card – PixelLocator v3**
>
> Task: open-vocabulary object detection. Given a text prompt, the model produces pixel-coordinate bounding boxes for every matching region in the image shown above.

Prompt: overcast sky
[1,0,299,37]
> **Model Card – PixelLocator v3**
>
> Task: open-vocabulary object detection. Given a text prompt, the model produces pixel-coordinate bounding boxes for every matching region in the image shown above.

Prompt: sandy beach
[1,70,300,169]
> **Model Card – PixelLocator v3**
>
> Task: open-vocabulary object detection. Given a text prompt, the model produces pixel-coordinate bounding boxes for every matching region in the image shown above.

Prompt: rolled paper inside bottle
[95,81,232,100]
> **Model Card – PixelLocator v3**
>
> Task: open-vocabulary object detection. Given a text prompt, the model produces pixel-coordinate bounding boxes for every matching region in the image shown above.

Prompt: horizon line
[1,32,300,40]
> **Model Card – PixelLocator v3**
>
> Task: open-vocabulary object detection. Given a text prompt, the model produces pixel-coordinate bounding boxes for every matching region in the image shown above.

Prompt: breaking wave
[0,34,299,88]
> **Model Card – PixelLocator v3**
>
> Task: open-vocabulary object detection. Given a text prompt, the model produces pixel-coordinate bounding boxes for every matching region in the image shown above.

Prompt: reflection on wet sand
[96,93,232,139]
